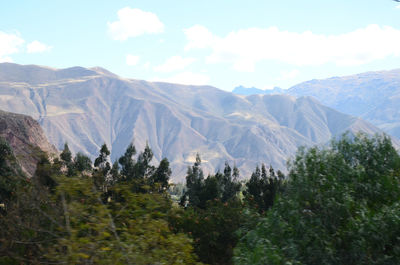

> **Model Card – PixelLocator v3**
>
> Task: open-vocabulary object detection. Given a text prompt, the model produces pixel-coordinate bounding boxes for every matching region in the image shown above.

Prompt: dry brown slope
[0,110,58,176]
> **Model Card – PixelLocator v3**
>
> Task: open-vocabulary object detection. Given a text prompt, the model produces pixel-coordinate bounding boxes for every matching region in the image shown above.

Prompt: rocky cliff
[0,110,58,176]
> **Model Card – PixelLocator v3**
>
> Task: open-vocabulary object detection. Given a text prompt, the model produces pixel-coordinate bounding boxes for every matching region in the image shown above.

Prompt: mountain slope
[287,69,400,138]
[0,109,57,176]
[0,63,384,180]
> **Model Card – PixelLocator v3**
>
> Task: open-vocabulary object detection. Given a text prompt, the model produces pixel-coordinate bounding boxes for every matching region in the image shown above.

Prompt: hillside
[287,69,400,138]
[0,63,385,180]
[0,109,57,176]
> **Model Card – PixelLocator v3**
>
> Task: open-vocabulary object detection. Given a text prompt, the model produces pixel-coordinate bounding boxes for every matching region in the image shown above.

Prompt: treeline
[1,133,400,264]
[0,139,283,264]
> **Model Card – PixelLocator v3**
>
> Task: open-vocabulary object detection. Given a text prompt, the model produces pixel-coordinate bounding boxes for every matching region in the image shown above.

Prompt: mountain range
[232,69,400,140]
[0,63,387,181]
[287,69,400,139]
[232,86,284,95]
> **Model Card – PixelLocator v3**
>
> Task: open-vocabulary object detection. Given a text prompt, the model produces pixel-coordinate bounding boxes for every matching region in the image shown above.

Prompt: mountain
[0,109,57,176]
[0,63,385,181]
[287,69,400,138]
[232,85,284,95]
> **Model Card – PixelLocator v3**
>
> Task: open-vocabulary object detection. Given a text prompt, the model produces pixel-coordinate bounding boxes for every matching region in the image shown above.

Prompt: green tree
[150,158,171,192]
[118,143,136,180]
[0,145,61,264]
[134,142,155,179]
[171,199,244,265]
[173,158,244,264]
[234,133,400,265]
[243,164,284,213]
[73,152,92,173]
[46,173,200,264]
[0,137,24,207]
[180,154,204,208]
[93,143,111,191]
[60,142,72,164]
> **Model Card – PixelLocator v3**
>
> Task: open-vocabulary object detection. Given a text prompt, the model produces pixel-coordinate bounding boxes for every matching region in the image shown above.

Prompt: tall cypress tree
[150,158,171,192]
[180,154,204,208]
[93,144,111,191]
[118,143,136,180]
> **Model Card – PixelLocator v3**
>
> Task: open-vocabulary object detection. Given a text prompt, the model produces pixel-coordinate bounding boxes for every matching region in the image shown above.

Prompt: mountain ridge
[287,68,400,138]
[0,63,387,180]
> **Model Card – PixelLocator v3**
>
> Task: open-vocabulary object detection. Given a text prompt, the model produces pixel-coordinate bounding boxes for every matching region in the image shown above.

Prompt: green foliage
[94,143,111,169]
[1,140,201,264]
[0,150,61,264]
[118,143,136,180]
[117,143,172,193]
[180,156,241,209]
[234,133,400,265]
[243,164,285,213]
[93,143,112,191]
[35,153,58,191]
[181,154,205,208]
[107,184,200,264]
[171,199,245,265]
[150,157,171,192]
[135,142,155,179]
[60,142,72,164]
[73,152,92,173]
[0,137,25,206]
[174,157,245,264]
[45,173,200,264]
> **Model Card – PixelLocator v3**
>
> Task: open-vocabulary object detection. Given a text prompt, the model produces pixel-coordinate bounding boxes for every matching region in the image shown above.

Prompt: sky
[1,0,400,91]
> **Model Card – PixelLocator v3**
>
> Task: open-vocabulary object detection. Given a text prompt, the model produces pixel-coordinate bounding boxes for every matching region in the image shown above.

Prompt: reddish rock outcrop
[0,110,58,176]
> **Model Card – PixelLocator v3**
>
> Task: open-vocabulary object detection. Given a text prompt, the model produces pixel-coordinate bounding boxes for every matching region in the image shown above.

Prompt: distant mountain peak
[89,66,119,78]
[232,85,284,95]
[0,63,386,180]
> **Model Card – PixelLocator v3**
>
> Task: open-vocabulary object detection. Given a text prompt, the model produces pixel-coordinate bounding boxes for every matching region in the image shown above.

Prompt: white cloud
[27,40,52,53]
[279,69,300,80]
[126,54,140,66]
[184,24,400,71]
[0,31,24,62]
[184,25,216,50]
[154,56,196,72]
[108,7,164,41]
[143,61,151,70]
[153,71,210,86]
[396,4,400,9]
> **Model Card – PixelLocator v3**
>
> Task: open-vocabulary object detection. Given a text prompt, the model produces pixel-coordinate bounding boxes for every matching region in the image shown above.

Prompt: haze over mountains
[287,69,400,139]
[233,69,400,140]
[232,86,284,95]
[0,63,386,181]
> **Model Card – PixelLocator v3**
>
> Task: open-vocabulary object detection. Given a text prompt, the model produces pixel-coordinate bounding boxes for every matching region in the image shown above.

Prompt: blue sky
[1,0,400,91]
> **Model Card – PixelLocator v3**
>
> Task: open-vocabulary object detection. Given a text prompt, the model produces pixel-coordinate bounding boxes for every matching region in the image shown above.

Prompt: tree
[174,158,244,264]
[234,133,400,265]
[93,144,111,191]
[73,152,92,173]
[0,137,24,207]
[118,143,136,180]
[243,164,284,213]
[180,154,204,208]
[220,162,242,202]
[0,144,61,264]
[134,142,155,179]
[94,143,111,170]
[150,158,171,192]
[60,142,72,164]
